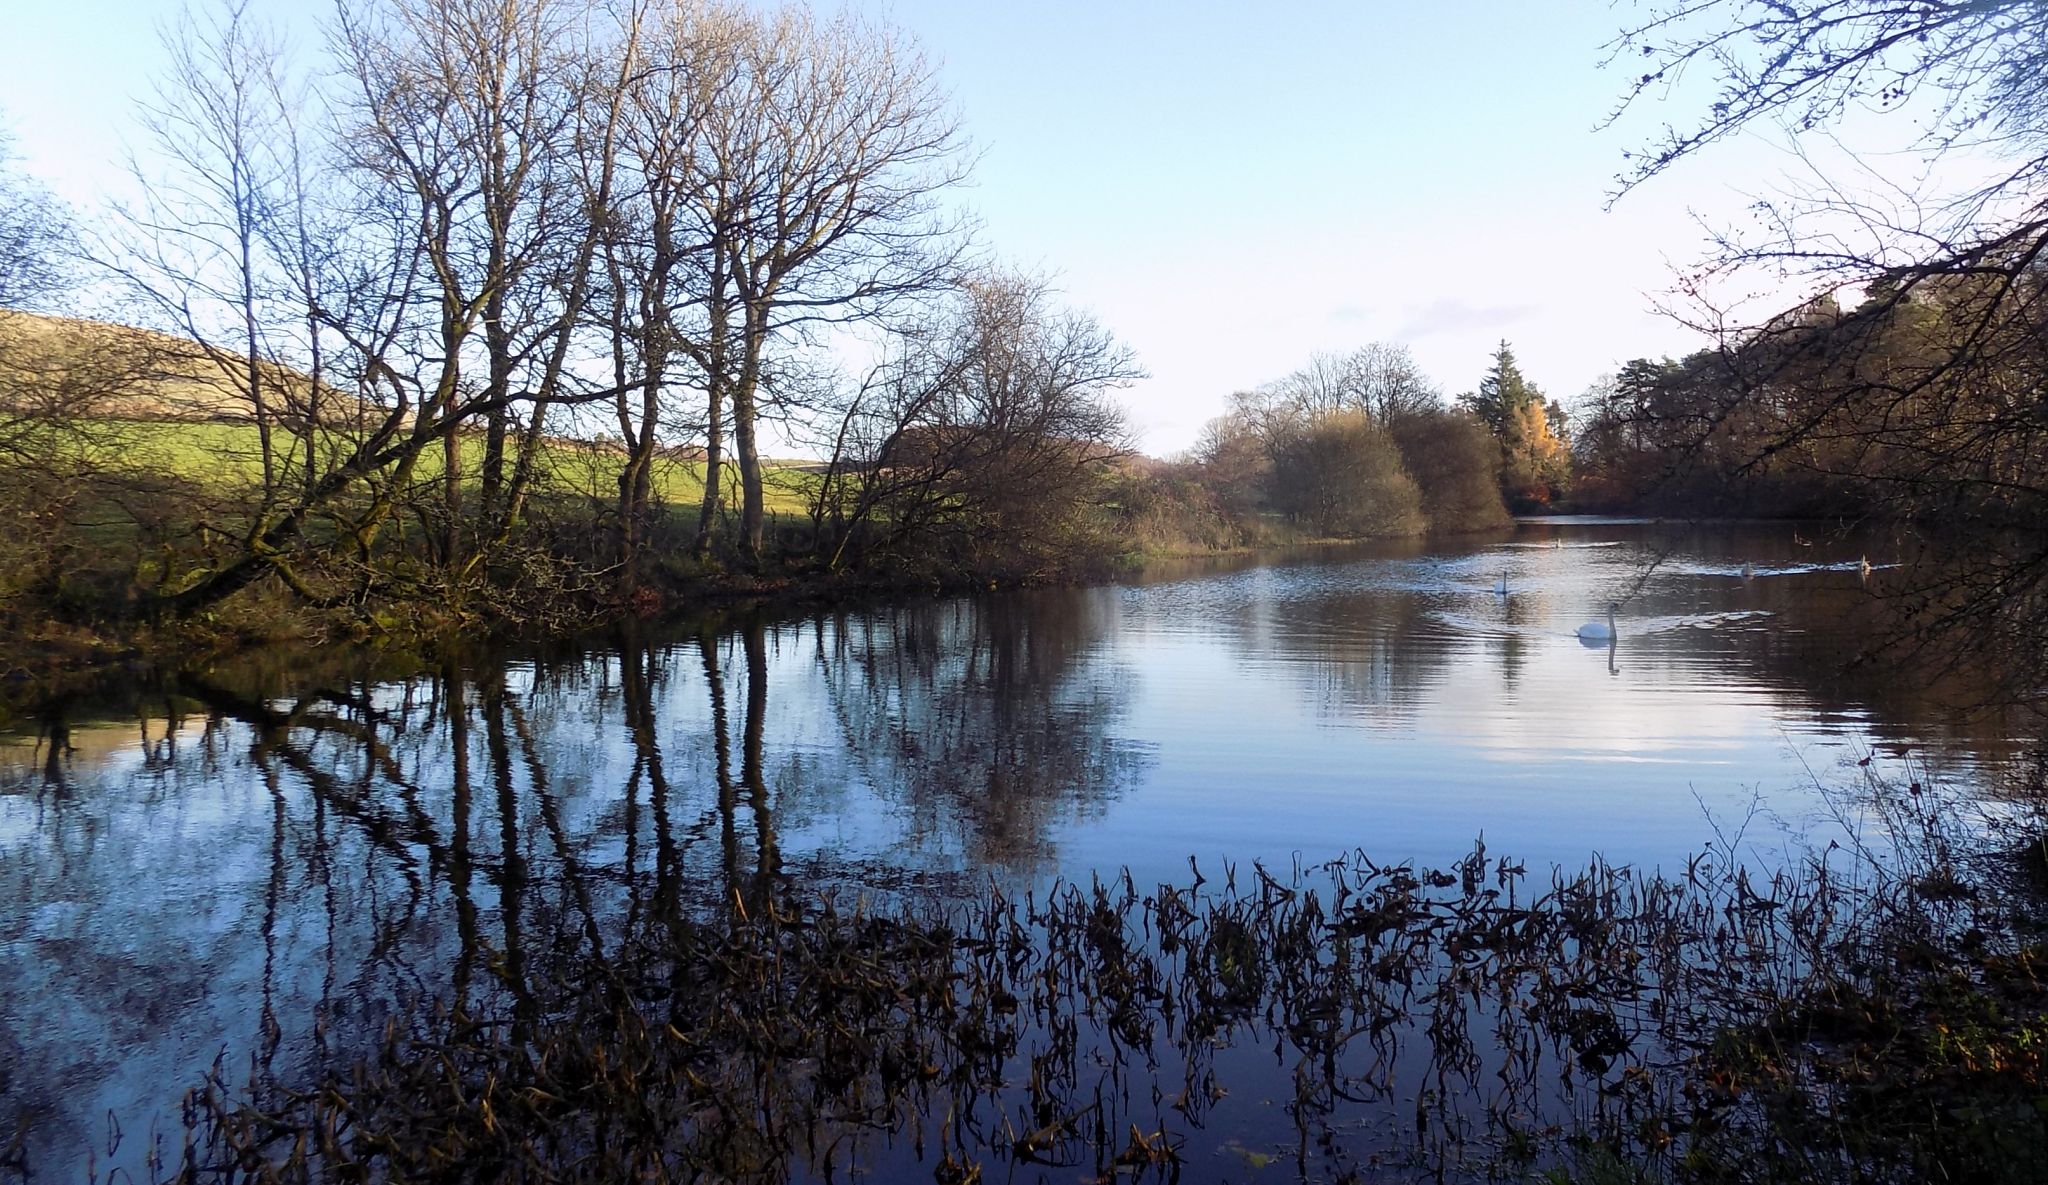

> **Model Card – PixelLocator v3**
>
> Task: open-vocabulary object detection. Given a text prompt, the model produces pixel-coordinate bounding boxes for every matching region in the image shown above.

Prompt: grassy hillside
[0,308,317,421]
[0,310,816,516]
[109,418,818,515]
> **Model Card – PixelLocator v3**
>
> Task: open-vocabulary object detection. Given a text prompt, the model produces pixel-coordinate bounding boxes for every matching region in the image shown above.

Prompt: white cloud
[1395,297,1540,340]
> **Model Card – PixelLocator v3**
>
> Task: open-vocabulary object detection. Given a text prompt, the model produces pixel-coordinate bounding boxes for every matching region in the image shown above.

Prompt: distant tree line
[1126,342,1520,551]
[1573,267,2048,530]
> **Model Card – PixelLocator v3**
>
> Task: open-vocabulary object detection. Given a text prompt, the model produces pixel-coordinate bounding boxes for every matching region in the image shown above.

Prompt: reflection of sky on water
[0,520,2033,1176]
[2,523,2022,881]
[1039,526,2010,883]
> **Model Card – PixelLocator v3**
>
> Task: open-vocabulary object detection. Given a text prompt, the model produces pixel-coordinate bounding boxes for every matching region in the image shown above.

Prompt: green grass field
[6,311,819,520]
[110,418,818,516]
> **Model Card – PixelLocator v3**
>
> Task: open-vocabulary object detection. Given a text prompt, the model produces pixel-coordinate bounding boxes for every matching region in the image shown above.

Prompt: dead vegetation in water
[102,784,2046,1185]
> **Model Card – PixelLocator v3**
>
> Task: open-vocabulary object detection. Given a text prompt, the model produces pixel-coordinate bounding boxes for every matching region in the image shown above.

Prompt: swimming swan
[1576,604,1618,642]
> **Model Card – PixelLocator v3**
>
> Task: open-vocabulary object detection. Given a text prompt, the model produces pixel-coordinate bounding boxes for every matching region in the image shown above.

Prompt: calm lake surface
[0,518,2033,1177]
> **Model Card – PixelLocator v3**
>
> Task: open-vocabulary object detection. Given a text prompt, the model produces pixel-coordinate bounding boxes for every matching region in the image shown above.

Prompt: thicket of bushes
[1143,344,1515,551]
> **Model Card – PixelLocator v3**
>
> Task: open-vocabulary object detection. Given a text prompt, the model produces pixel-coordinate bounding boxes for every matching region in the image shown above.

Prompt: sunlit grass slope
[114,418,818,515]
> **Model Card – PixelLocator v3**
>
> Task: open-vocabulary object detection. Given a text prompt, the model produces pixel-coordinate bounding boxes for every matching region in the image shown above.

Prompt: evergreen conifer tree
[1460,341,1570,507]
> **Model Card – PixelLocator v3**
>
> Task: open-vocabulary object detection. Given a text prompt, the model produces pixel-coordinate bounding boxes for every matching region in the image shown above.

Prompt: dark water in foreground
[0,519,2034,1177]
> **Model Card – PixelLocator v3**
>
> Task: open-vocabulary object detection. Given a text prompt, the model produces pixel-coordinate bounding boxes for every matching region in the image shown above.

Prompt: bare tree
[333,0,631,576]
[810,271,1138,578]
[593,0,739,586]
[1252,343,1439,424]
[684,5,971,564]
[10,0,1025,625]
[103,2,310,500]
[134,0,626,616]
[1611,2,2048,203]
[0,125,70,311]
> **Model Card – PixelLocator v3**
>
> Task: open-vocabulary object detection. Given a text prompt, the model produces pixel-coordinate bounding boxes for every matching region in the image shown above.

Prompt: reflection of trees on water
[2,668,537,1170]
[801,594,1150,870]
[153,822,2022,1185]
[692,623,779,908]
[1180,530,2037,773]
[8,667,2017,1183]
[1211,577,1461,726]
[2,687,352,1169]
[1632,526,2040,774]
[1,592,1151,1174]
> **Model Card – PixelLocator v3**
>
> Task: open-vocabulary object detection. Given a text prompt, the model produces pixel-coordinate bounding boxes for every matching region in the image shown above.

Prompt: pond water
[0,518,2032,1178]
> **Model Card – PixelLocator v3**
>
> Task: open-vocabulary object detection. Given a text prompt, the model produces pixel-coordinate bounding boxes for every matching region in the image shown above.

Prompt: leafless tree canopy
[0,129,70,312]
[1248,344,1440,425]
[807,270,1138,579]
[1612,2,2048,197]
[4,0,1545,634]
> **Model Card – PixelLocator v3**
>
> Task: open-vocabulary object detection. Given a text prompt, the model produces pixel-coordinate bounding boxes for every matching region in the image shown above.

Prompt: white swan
[1495,571,1509,596]
[1576,604,1617,642]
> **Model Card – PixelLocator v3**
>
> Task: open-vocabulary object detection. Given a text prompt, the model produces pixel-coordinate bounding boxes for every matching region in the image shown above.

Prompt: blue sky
[0,0,1780,454]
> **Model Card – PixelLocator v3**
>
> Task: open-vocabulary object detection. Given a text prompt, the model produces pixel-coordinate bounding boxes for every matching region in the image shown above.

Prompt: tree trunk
[734,374,764,562]
[480,282,512,532]
[693,402,724,558]
[615,421,651,586]
[692,276,733,558]
[699,629,740,892]
[442,429,463,568]
[733,318,767,563]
